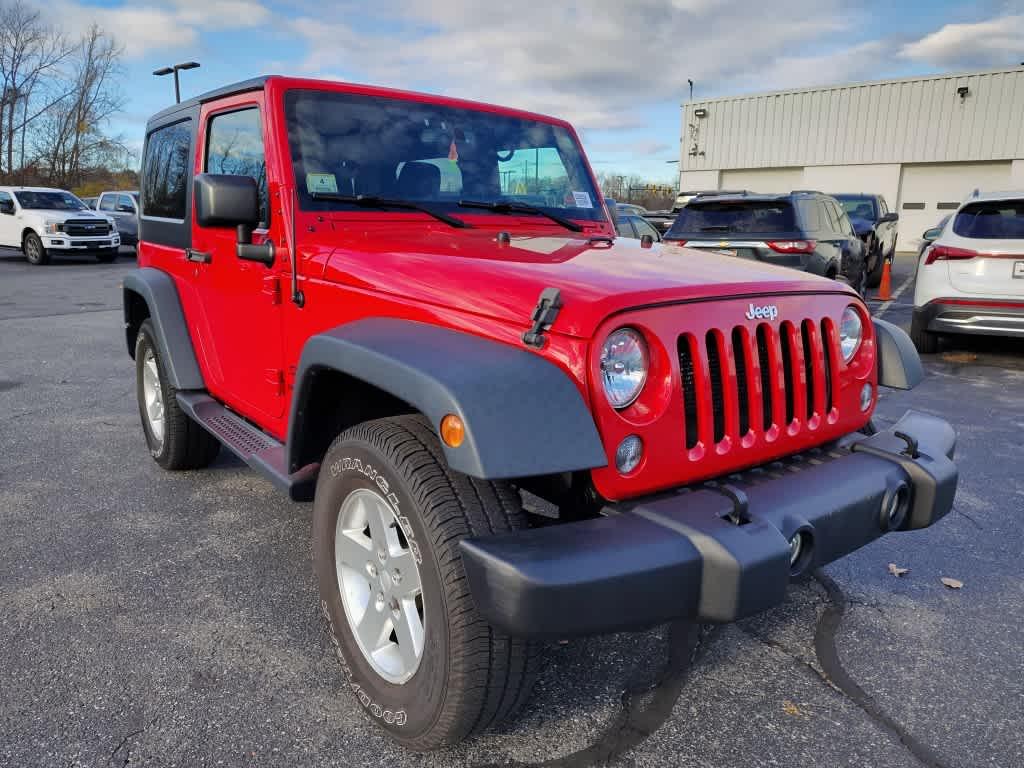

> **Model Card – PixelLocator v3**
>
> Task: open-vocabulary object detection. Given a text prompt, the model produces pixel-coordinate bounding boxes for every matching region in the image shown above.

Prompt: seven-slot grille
[63,219,112,237]
[677,319,838,450]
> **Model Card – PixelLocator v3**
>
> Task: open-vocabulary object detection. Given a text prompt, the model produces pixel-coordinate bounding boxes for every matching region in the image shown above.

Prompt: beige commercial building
[679,66,1024,250]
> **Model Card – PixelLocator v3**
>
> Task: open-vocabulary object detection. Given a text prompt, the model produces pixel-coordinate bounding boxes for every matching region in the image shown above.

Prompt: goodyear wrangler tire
[313,414,540,750]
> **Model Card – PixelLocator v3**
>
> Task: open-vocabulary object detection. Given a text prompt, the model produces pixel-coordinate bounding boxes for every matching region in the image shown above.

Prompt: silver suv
[96,191,139,247]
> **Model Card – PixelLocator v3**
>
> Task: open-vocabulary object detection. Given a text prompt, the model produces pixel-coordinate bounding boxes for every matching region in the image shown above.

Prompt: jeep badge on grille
[745,303,779,321]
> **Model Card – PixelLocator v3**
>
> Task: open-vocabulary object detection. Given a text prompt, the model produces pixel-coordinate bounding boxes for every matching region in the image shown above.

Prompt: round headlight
[600,328,648,408]
[839,306,863,362]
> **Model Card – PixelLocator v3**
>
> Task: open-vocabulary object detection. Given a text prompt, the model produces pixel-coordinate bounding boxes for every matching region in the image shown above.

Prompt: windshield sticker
[306,173,339,195]
[572,191,593,208]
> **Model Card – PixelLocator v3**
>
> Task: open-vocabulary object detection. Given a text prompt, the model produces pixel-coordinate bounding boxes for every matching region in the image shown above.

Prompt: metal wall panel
[682,68,1024,171]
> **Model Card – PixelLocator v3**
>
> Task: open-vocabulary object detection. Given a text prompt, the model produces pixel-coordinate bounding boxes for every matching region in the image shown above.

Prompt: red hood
[315,224,855,338]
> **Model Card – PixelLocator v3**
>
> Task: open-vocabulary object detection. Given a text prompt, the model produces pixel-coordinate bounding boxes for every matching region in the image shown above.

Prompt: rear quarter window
[953,200,1024,239]
[142,120,192,220]
[668,201,796,236]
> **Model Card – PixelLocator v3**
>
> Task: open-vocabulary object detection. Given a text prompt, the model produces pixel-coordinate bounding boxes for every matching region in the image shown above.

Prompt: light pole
[153,61,200,104]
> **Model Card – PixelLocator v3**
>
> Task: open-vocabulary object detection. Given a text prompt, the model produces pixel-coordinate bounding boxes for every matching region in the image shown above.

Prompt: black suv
[834,194,899,288]
[663,191,868,295]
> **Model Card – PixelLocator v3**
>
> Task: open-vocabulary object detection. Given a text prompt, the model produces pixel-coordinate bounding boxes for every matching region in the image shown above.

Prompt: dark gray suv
[663,191,868,296]
[96,190,139,247]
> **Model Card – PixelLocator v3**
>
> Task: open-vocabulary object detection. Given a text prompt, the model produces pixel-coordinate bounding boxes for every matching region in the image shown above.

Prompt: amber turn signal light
[440,414,465,448]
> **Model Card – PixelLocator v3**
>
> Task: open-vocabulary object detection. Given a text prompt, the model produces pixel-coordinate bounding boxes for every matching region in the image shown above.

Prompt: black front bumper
[461,410,958,638]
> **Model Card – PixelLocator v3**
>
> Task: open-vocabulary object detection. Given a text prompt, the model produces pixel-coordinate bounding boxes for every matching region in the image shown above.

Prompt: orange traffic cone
[877,259,892,301]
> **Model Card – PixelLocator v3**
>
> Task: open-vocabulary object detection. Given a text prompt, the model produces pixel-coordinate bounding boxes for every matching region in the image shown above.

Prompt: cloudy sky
[38,0,1024,180]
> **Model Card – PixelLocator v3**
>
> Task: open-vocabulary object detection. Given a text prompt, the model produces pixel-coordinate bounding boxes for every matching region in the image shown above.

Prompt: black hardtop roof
[147,76,271,126]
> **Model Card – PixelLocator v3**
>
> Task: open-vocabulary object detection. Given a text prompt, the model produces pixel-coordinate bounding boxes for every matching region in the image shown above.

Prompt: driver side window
[206,107,268,226]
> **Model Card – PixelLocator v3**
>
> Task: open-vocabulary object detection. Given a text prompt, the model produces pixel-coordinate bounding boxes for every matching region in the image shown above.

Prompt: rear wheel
[134,319,220,469]
[314,415,540,750]
[910,309,939,354]
[23,232,49,265]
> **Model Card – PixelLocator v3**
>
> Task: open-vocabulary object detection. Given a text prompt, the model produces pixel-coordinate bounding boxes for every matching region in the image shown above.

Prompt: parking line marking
[874,272,915,318]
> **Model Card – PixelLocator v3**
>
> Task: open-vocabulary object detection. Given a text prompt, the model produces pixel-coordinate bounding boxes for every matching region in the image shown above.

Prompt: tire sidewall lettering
[330,456,421,565]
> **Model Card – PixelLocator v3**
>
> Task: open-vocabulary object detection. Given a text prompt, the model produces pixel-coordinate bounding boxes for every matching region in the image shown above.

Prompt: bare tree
[0,1,71,175]
[34,24,126,188]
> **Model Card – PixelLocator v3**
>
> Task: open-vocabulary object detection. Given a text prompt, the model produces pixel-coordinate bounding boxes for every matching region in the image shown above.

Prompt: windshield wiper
[699,225,732,232]
[457,199,583,232]
[310,193,471,229]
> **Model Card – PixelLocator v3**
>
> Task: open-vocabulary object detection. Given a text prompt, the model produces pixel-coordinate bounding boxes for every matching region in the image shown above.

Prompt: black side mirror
[0,200,13,215]
[922,227,943,242]
[879,212,899,223]
[117,204,135,213]
[194,174,274,266]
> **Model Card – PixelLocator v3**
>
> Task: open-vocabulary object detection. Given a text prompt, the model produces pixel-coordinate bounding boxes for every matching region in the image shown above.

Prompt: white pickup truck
[0,186,120,265]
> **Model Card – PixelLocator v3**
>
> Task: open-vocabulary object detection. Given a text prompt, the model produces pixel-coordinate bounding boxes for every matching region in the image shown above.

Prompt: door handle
[185,249,211,264]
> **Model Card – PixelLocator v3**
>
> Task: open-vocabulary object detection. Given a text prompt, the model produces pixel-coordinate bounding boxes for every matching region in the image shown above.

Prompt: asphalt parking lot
[2,248,1023,768]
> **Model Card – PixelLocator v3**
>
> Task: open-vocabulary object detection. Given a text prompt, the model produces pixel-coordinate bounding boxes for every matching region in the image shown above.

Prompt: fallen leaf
[941,351,977,364]
[940,577,963,589]
[888,563,910,577]
[782,700,803,716]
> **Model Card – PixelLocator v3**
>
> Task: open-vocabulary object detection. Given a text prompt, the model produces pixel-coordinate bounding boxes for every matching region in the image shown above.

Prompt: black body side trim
[288,318,606,479]
[122,268,204,390]
[873,317,925,389]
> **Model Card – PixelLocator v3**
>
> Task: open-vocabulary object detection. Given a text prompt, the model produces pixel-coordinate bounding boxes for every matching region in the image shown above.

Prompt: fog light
[881,483,910,531]
[860,383,873,411]
[615,435,643,474]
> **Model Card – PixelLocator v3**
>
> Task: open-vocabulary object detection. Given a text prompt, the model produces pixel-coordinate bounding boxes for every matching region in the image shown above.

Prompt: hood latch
[522,287,562,349]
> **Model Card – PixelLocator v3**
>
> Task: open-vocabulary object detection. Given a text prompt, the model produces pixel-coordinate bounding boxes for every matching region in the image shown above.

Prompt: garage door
[897,162,1011,251]
[720,167,804,194]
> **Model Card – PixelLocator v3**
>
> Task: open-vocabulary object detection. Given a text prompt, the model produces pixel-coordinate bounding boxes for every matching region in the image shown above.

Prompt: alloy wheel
[335,488,425,684]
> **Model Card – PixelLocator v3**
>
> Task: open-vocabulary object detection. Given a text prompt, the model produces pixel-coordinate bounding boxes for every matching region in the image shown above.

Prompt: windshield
[953,200,1024,239]
[667,200,796,236]
[14,190,87,211]
[835,196,876,219]
[284,89,604,222]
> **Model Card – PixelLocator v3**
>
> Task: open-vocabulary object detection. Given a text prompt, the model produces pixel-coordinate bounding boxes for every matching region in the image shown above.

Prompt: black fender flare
[122,268,205,390]
[873,317,924,390]
[287,318,607,479]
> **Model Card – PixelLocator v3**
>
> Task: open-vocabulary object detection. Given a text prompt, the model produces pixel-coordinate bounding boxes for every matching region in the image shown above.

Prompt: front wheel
[314,415,539,750]
[23,232,49,265]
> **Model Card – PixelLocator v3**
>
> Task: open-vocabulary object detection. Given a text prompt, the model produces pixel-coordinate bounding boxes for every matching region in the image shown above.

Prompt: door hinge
[265,368,285,396]
[285,365,297,392]
[522,287,562,349]
[262,275,281,305]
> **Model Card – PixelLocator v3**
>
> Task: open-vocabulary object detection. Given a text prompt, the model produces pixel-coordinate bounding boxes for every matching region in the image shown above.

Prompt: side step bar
[176,392,319,501]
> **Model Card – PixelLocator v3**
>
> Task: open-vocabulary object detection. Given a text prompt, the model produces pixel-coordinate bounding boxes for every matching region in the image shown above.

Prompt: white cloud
[44,0,270,58]
[900,14,1024,69]
[286,0,866,131]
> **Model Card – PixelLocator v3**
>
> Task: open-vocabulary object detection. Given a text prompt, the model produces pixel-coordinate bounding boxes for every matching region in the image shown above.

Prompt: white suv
[0,186,120,265]
[911,189,1024,352]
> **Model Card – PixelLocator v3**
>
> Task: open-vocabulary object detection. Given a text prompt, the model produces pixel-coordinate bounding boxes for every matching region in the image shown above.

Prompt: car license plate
[1014,261,1024,279]
[716,249,736,257]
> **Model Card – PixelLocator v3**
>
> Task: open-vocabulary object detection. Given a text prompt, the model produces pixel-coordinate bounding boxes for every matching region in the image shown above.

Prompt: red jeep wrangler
[123,76,958,750]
